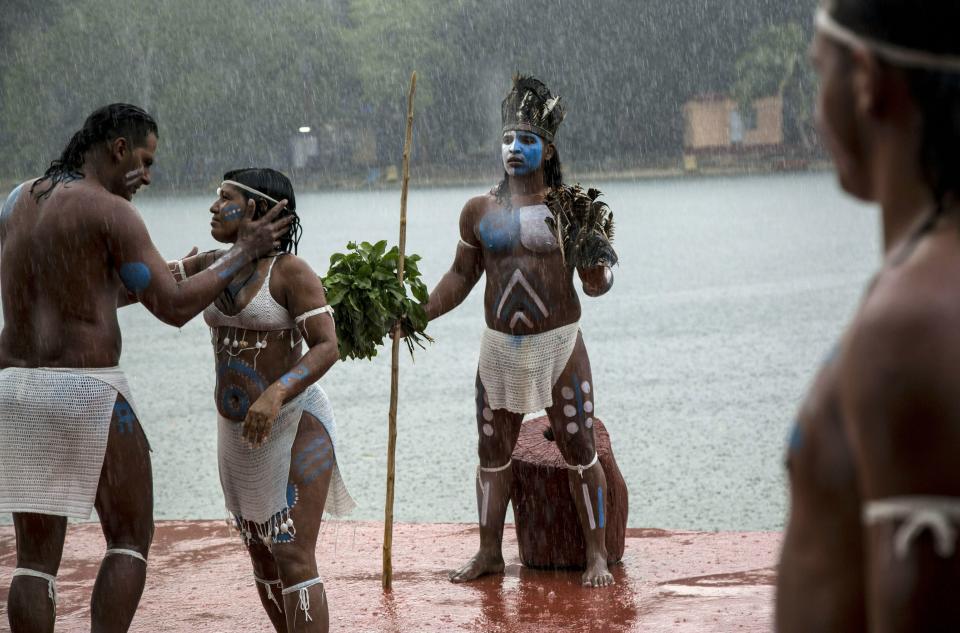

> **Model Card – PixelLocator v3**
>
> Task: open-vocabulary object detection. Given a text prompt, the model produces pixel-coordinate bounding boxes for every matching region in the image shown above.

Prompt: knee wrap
[476,460,512,527]
[105,548,147,564]
[12,567,57,608]
[282,576,324,623]
[865,496,960,559]
[254,575,283,612]
[565,452,599,478]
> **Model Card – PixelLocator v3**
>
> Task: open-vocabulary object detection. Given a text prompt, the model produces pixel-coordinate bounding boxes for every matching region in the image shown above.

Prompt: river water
[4,172,879,530]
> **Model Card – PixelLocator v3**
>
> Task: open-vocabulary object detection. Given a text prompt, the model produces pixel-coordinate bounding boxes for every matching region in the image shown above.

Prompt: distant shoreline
[0,161,834,198]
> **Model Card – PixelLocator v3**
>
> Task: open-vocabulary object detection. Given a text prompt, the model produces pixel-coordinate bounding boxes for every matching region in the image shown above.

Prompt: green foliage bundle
[545,184,618,271]
[322,240,431,361]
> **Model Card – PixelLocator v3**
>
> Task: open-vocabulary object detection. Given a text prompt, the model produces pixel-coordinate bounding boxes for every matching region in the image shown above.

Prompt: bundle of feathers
[544,184,618,270]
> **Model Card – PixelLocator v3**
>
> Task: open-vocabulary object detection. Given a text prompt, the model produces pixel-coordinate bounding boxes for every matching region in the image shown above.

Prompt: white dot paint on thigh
[582,381,591,394]
[482,408,494,421]
[584,401,594,413]
[482,423,495,437]
[563,404,577,418]
[566,422,579,434]
[561,386,575,400]
[585,417,594,428]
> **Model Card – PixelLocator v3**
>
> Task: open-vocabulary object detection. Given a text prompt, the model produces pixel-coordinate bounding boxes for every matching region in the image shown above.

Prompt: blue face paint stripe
[597,487,605,529]
[221,203,243,222]
[119,262,151,292]
[1,183,24,225]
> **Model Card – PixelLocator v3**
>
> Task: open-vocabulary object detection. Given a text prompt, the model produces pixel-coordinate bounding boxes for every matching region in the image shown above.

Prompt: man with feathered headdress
[422,75,617,587]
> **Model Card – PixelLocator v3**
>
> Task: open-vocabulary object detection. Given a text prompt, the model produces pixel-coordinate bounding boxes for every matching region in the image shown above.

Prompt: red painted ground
[0,521,780,632]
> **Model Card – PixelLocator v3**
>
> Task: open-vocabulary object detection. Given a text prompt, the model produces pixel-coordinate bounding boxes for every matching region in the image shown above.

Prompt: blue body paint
[502,132,544,176]
[221,386,251,419]
[0,183,24,225]
[221,203,243,222]
[478,210,520,253]
[279,364,309,388]
[217,260,245,279]
[119,262,151,292]
[597,487,605,529]
[113,401,136,434]
[294,436,333,484]
[572,373,585,417]
[286,482,299,508]
[217,358,266,419]
[219,357,268,390]
[788,420,803,453]
[498,292,545,323]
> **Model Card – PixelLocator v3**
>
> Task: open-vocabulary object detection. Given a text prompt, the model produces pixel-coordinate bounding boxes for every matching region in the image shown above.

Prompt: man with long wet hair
[778,1,960,630]
[424,76,618,588]
[0,103,290,632]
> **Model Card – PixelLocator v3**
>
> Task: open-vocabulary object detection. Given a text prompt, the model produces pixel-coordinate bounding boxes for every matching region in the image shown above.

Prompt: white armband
[295,306,334,325]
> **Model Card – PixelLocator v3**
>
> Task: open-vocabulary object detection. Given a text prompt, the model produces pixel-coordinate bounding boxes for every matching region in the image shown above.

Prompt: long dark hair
[31,103,158,201]
[828,0,960,211]
[223,168,302,254]
[494,146,564,206]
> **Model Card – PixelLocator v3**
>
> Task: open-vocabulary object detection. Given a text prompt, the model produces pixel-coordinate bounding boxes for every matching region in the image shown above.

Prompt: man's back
[0,178,130,368]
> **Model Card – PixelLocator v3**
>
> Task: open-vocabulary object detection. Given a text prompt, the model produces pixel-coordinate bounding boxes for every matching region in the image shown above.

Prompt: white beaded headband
[218,180,280,205]
[815,7,960,72]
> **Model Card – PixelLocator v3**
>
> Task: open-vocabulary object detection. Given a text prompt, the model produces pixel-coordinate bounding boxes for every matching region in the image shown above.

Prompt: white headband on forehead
[218,180,280,205]
[815,7,960,72]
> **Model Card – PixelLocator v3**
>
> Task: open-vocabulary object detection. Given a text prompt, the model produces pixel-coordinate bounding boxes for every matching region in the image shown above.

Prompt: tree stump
[510,416,628,569]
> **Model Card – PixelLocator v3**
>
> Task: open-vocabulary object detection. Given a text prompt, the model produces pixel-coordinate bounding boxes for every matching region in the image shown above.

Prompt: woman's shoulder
[271,253,322,286]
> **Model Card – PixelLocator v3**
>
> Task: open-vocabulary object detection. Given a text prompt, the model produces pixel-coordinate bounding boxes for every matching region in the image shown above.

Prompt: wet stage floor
[0,521,779,631]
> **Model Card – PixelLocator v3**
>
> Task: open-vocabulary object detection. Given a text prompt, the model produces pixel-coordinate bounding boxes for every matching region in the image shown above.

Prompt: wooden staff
[383,70,417,591]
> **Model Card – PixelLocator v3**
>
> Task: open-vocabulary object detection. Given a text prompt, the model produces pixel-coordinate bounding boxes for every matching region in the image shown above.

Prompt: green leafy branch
[322,239,432,361]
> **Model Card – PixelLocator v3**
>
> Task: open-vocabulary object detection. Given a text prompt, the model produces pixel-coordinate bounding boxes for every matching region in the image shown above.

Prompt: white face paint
[124,168,144,190]
[501,129,544,176]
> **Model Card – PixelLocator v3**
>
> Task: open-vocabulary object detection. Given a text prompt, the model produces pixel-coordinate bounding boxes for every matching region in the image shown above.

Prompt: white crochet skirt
[0,366,139,518]
[218,383,355,546]
[478,322,580,414]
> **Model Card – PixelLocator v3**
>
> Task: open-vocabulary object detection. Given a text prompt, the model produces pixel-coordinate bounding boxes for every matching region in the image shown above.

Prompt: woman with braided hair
[778,1,960,630]
[175,168,354,632]
[422,75,618,588]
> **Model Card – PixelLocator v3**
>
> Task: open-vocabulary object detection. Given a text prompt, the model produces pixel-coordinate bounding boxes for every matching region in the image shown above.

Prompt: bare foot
[581,554,615,588]
[449,550,505,583]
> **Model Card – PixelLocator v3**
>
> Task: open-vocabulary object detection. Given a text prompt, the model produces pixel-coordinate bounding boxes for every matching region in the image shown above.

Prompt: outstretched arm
[424,200,484,321]
[843,305,960,632]
[105,197,291,327]
[242,256,339,446]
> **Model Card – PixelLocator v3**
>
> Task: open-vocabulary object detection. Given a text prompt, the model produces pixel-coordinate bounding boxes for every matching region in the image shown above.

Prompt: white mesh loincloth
[0,366,139,518]
[478,322,580,414]
[218,384,355,544]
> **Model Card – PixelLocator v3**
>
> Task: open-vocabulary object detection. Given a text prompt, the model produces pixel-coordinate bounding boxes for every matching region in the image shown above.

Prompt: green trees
[0,0,821,186]
[732,22,817,151]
